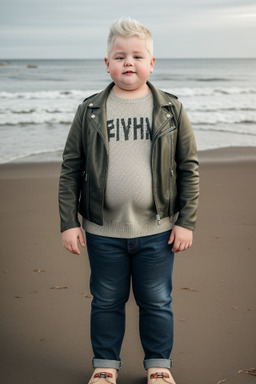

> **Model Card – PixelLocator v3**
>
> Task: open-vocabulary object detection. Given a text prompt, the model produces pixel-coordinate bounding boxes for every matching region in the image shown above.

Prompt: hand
[62,227,85,255]
[168,225,193,253]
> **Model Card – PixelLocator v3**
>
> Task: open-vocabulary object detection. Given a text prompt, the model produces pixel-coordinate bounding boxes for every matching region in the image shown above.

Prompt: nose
[124,56,133,66]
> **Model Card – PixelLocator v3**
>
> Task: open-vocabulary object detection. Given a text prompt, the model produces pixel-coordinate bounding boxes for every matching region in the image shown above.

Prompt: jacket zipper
[156,213,161,225]
[152,124,176,225]
[169,132,174,217]
[152,124,176,146]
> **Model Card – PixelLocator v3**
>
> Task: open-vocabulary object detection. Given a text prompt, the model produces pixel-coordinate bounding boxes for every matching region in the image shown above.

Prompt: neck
[112,83,150,99]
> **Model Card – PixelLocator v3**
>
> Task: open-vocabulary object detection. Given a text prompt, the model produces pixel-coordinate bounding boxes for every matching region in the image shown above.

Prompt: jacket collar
[87,81,176,107]
[87,82,114,108]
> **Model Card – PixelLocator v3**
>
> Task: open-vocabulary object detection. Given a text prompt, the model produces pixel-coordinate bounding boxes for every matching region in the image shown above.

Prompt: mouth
[123,70,135,75]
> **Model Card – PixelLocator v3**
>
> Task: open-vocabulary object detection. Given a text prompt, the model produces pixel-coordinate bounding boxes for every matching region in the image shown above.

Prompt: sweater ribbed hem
[82,215,178,239]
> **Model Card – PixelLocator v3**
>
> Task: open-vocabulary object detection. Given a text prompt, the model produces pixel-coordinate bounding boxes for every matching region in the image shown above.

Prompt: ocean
[0,58,256,163]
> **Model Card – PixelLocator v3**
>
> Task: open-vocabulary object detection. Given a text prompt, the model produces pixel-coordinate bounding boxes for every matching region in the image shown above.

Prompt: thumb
[168,230,175,245]
[78,232,86,247]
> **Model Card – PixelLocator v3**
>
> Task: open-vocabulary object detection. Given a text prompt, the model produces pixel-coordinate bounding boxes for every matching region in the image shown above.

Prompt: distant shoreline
[1,57,256,62]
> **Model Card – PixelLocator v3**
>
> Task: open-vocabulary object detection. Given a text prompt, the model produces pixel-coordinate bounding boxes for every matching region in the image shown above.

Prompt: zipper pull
[156,214,161,225]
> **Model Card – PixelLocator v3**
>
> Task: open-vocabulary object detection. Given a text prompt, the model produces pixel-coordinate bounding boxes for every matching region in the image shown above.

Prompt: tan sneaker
[148,372,176,384]
[89,372,117,384]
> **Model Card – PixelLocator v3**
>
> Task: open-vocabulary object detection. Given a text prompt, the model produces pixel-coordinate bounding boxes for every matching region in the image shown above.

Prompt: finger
[65,242,80,255]
[79,234,86,248]
[179,242,192,252]
[172,241,180,253]
[71,245,80,255]
[173,242,188,253]
[168,232,174,245]
[180,243,187,251]
[184,241,192,250]
[181,243,189,252]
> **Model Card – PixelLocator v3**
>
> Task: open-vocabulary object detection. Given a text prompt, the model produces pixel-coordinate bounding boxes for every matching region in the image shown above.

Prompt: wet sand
[0,147,256,384]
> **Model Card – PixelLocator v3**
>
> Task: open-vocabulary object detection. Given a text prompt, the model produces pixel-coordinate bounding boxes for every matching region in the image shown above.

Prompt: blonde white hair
[107,17,153,57]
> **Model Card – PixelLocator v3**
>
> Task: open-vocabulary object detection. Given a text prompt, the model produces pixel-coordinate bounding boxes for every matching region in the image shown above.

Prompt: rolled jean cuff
[92,358,122,370]
[144,359,173,370]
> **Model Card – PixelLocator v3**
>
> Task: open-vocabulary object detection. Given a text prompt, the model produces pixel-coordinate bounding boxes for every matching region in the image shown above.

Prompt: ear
[150,57,156,73]
[104,57,110,73]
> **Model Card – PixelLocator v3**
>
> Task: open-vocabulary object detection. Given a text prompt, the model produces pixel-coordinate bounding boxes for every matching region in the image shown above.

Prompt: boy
[59,17,199,384]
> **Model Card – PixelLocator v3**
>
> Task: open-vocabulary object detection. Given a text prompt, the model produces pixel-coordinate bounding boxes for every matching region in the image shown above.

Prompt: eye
[115,56,124,60]
[134,56,142,60]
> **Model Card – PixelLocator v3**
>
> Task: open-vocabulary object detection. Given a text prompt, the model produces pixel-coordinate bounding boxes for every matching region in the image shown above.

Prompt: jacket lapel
[147,81,175,139]
[87,83,114,148]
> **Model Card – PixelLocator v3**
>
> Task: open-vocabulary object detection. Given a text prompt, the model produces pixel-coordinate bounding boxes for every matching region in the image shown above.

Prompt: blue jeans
[86,230,175,371]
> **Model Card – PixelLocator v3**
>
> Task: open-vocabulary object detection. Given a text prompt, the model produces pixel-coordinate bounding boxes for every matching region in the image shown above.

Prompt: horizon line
[1,57,256,61]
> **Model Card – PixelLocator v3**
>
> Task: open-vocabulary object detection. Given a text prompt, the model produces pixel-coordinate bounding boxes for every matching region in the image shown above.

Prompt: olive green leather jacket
[59,82,199,232]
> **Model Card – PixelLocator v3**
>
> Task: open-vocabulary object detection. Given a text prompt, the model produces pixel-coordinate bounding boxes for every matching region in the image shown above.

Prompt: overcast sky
[1,0,256,59]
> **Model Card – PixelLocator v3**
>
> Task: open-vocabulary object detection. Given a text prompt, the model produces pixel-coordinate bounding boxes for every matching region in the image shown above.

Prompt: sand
[0,147,256,384]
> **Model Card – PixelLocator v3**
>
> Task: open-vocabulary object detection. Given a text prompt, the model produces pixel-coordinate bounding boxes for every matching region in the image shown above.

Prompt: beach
[0,147,256,384]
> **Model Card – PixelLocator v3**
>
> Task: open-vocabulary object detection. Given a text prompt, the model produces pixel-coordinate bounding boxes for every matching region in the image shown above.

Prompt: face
[104,35,155,96]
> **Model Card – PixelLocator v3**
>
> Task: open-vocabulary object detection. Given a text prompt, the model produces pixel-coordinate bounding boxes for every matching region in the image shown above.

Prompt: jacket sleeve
[58,106,85,232]
[174,104,199,230]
